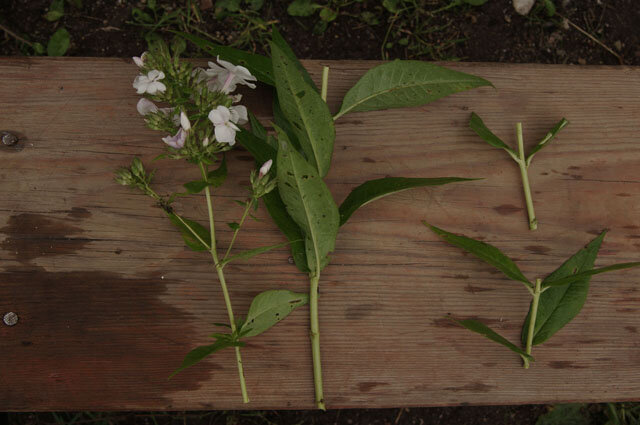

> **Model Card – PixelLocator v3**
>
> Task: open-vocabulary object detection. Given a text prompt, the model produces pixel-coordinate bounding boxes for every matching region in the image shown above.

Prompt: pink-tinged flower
[136,98,158,115]
[205,56,257,94]
[162,128,187,149]
[229,105,248,125]
[259,159,273,178]
[208,106,240,146]
[133,70,166,95]
[179,111,191,131]
[133,52,147,67]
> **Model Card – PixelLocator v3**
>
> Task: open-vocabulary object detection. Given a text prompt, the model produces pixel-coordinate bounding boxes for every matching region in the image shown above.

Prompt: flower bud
[258,159,273,178]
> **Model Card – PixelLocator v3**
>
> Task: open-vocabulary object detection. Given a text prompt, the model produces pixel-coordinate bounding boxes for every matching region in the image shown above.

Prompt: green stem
[309,273,326,410]
[516,122,537,230]
[321,66,329,102]
[524,278,542,369]
[199,163,249,403]
[223,198,254,261]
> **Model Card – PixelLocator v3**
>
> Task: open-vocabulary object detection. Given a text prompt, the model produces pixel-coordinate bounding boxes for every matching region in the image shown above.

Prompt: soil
[0,0,638,65]
[0,1,634,424]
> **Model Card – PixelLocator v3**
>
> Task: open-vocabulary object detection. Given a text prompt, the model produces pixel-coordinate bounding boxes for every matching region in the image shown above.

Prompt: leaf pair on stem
[425,223,640,367]
[469,113,569,230]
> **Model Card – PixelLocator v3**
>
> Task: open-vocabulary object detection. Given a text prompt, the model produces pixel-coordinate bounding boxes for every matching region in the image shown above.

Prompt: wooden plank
[0,58,639,410]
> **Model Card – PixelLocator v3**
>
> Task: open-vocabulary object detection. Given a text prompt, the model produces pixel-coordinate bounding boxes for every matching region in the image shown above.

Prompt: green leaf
[271,41,335,177]
[277,141,339,273]
[382,0,399,13]
[340,177,476,226]
[469,112,516,155]
[319,8,337,22]
[47,27,70,57]
[227,222,240,231]
[32,42,45,55]
[535,404,590,425]
[181,157,227,194]
[236,128,276,165]
[221,240,294,266]
[241,290,309,337]
[263,191,309,273]
[522,231,607,346]
[216,0,240,12]
[463,0,488,5]
[207,156,228,187]
[45,0,65,21]
[248,111,268,141]
[335,60,492,120]
[525,118,569,166]
[169,337,243,378]
[543,0,557,17]
[273,96,303,152]
[167,213,211,251]
[271,27,318,91]
[453,318,533,361]
[287,0,317,17]
[542,262,640,288]
[175,32,274,86]
[425,223,532,286]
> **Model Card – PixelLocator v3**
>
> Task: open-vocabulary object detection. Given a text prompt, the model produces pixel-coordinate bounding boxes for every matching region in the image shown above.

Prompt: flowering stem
[199,163,249,403]
[223,198,255,262]
[309,272,326,410]
[321,66,329,103]
[516,122,537,231]
[523,278,542,369]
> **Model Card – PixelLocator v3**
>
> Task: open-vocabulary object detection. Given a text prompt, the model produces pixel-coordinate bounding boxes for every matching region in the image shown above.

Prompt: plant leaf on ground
[334,60,491,120]
[241,290,309,337]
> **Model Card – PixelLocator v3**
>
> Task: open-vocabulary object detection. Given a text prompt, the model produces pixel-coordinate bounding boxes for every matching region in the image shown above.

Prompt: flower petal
[215,125,236,145]
[136,98,158,115]
[180,111,191,131]
[229,105,248,125]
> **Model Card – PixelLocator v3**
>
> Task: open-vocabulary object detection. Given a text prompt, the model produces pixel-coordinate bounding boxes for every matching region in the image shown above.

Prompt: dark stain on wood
[624,326,637,334]
[626,235,640,239]
[444,382,494,392]
[67,207,91,220]
[493,204,524,215]
[345,303,379,320]
[568,166,581,170]
[617,193,632,197]
[526,245,551,255]
[358,382,389,393]
[362,157,376,163]
[464,284,495,294]
[0,265,212,408]
[548,361,587,369]
[454,274,470,280]
[624,225,639,230]
[0,213,90,264]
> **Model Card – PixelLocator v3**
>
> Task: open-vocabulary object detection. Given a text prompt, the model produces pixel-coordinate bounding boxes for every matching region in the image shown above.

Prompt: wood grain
[0,58,639,410]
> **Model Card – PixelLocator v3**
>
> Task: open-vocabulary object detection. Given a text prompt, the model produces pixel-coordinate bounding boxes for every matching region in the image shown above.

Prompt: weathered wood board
[0,58,639,411]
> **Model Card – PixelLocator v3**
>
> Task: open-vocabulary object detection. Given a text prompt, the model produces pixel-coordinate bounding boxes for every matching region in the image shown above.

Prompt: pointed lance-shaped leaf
[522,231,607,346]
[453,318,533,362]
[221,240,296,266]
[334,60,492,120]
[182,157,227,194]
[248,110,268,141]
[174,31,274,86]
[277,139,339,274]
[271,26,318,91]
[525,118,569,166]
[542,262,640,288]
[169,337,244,378]
[240,290,309,338]
[167,213,211,251]
[271,41,335,177]
[425,223,532,287]
[469,112,516,156]
[340,177,478,226]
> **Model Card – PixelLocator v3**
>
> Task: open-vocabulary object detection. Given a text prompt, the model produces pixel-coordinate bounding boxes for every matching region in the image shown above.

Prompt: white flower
[202,136,210,147]
[208,106,240,146]
[162,128,187,149]
[136,98,158,115]
[229,105,248,125]
[133,52,147,67]
[205,56,257,94]
[259,159,273,178]
[133,70,166,95]
[180,111,191,131]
